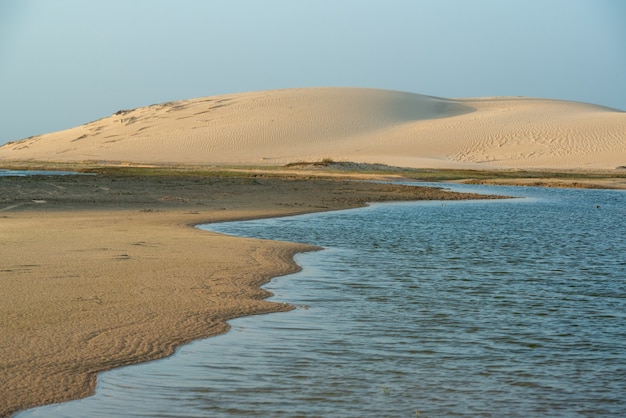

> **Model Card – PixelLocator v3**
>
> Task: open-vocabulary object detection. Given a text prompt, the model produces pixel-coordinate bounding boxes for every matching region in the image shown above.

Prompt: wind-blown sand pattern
[1,87,624,416]
[0,174,501,417]
[1,88,624,169]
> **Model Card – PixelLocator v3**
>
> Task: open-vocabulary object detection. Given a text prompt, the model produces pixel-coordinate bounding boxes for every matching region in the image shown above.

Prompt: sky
[1,0,625,145]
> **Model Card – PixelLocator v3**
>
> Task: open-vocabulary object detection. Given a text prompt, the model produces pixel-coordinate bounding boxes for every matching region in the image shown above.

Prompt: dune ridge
[1,87,624,169]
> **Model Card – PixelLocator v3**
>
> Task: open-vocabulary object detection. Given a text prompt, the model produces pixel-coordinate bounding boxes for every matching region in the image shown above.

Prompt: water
[0,169,86,176]
[18,184,626,417]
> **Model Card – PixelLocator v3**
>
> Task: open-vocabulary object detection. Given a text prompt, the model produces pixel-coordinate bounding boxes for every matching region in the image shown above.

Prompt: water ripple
[19,185,626,417]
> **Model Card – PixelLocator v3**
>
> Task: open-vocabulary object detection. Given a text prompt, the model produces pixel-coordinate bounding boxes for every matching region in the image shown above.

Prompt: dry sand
[0,173,499,417]
[0,88,624,170]
[1,86,624,415]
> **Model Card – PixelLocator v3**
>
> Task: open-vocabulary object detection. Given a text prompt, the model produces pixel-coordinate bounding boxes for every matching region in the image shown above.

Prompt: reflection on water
[18,184,626,417]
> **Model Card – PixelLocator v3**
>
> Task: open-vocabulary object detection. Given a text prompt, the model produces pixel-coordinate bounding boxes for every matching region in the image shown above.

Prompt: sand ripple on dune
[444,98,626,168]
[1,88,624,169]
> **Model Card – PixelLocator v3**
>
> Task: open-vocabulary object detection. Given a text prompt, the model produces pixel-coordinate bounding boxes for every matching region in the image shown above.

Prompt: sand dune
[1,87,624,169]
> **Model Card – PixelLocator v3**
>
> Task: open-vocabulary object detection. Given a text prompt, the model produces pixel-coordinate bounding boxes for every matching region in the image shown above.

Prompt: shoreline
[0,172,500,417]
[2,161,625,190]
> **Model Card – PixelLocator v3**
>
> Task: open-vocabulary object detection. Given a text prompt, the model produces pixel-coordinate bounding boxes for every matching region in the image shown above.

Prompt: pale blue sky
[1,0,624,145]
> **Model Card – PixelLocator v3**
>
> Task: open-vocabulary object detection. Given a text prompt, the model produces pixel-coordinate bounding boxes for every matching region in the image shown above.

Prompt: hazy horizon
[1,0,625,145]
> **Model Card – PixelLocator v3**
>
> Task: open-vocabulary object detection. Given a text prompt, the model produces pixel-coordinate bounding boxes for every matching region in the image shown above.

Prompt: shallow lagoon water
[0,169,85,176]
[19,184,626,417]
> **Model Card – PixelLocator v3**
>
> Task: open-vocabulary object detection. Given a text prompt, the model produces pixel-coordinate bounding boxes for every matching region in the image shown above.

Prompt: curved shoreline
[0,173,501,417]
[1,210,319,417]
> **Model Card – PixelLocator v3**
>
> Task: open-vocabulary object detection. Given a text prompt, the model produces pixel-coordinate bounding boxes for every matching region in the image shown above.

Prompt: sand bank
[1,88,624,170]
[0,173,500,417]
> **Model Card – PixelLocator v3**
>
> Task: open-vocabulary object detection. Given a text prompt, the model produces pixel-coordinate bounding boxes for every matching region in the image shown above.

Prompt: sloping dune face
[1,88,624,169]
[442,98,626,169]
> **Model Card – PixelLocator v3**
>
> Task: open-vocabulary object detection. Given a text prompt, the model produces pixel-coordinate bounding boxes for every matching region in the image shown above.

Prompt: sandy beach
[0,172,500,417]
[1,87,624,416]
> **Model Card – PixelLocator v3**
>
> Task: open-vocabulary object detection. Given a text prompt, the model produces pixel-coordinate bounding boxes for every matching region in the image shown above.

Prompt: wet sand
[0,172,498,417]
